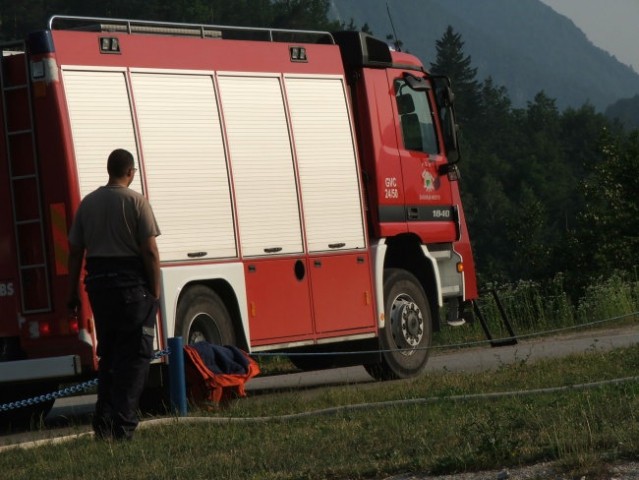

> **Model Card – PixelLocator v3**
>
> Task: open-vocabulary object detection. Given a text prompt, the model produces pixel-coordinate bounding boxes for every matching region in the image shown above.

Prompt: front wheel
[365,268,432,380]
[176,286,236,346]
[290,354,340,372]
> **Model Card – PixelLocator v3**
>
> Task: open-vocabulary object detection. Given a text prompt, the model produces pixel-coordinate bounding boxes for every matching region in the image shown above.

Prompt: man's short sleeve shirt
[69,186,160,258]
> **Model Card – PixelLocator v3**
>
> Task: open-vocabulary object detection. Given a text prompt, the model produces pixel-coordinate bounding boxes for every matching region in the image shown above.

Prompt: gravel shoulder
[387,460,639,480]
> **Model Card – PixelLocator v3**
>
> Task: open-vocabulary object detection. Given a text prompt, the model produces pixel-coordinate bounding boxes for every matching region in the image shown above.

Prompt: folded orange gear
[183,344,260,407]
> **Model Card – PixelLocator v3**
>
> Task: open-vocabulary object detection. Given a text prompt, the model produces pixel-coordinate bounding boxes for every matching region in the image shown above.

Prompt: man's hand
[140,235,161,299]
[67,242,85,315]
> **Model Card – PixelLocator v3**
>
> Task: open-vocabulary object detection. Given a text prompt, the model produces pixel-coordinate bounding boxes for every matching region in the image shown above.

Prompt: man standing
[67,148,161,441]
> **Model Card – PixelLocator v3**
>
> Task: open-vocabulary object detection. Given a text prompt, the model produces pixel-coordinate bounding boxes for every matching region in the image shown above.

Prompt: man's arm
[67,242,85,310]
[140,235,161,299]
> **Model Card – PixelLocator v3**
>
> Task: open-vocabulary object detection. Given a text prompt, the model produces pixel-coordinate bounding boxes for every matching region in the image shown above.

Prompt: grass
[2,274,638,479]
[435,272,639,348]
[2,340,639,479]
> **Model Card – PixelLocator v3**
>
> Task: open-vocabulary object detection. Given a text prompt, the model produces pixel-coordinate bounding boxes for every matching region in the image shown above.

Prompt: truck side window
[394,79,438,154]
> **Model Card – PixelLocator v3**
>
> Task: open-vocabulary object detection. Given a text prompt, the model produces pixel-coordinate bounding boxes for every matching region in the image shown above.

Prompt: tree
[506,186,550,280]
[475,77,512,138]
[0,0,343,39]
[429,26,481,128]
[271,0,341,30]
[0,0,53,40]
[463,173,515,284]
[605,94,639,131]
[385,34,403,52]
[575,129,639,280]
[343,19,372,34]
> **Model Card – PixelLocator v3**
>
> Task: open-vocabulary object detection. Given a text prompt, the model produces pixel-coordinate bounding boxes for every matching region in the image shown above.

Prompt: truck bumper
[0,355,82,383]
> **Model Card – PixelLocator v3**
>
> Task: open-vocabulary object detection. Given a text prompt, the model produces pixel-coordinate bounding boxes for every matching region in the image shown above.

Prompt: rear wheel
[0,381,57,431]
[174,286,239,408]
[0,339,56,430]
[0,337,23,362]
[176,286,236,346]
[365,268,432,380]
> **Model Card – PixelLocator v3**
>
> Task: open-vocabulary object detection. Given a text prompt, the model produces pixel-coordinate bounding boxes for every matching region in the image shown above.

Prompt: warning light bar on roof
[290,46,307,62]
[99,36,121,54]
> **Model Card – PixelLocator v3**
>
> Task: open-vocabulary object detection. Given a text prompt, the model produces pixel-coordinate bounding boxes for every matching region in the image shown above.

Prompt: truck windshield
[394,78,438,154]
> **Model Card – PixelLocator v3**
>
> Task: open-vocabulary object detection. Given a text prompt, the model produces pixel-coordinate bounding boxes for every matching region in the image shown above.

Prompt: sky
[540,0,639,71]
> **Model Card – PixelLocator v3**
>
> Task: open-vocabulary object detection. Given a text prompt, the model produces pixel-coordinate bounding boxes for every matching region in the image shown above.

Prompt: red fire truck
[0,15,477,420]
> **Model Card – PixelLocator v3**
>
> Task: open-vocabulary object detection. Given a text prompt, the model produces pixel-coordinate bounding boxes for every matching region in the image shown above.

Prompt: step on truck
[0,15,477,422]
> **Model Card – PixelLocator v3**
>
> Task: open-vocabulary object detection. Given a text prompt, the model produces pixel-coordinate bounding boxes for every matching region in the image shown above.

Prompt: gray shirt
[69,185,160,258]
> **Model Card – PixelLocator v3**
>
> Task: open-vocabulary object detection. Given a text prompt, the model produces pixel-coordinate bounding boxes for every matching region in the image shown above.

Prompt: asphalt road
[247,324,639,390]
[2,323,637,449]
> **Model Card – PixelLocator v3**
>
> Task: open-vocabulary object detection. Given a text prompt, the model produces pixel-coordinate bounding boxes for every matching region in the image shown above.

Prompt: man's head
[107,149,137,186]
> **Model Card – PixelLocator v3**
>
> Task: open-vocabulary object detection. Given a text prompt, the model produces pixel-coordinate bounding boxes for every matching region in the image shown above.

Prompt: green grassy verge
[2,340,639,480]
[435,273,639,348]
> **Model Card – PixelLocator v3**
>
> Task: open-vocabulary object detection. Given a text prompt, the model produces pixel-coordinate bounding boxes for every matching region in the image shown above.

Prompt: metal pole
[168,336,187,416]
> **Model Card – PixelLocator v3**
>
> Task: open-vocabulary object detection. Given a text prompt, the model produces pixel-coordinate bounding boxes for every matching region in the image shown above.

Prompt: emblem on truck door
[422,170,437,191]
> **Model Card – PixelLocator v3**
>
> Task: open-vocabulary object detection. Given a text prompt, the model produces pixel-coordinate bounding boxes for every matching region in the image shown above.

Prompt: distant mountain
[329,0,639,111]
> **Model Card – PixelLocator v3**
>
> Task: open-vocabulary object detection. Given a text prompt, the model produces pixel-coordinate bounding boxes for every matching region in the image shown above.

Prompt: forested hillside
[329,0,639,111]
[0,0,637,298]
[606,96,639,130]
[427,26,638,298]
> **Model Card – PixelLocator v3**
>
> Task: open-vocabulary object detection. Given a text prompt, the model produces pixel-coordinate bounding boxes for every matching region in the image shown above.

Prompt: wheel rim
[188,313,221,345]
[389,294,424,355]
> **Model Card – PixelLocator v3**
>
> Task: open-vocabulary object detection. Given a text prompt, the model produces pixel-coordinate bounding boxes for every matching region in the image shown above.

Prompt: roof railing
[48,15,334,44]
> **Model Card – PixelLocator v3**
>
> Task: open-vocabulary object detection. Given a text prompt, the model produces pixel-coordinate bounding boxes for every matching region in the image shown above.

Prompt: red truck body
[0,16,477,415]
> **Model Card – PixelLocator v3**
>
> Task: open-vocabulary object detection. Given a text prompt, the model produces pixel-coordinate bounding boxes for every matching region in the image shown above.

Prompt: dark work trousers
[88,284,158,440]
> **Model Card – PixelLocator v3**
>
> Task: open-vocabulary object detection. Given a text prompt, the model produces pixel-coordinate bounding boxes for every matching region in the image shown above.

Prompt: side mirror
[431,75,461,165]
[443,86,455,106]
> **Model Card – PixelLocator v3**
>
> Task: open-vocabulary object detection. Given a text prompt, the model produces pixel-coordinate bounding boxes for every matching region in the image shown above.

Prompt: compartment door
[285,75,375,335]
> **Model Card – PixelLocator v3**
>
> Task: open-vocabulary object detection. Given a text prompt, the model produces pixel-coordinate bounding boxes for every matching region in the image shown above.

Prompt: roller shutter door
[131,72,237,261]
[62,69,140,199]
[284,76,365,252]
[217,74,303,257]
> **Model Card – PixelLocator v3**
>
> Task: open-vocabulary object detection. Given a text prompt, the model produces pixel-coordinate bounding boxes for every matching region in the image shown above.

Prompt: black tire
[365,268,432,380]
[289,355,336,372]
[0,381,57,431]
[176,286,236,346]
[0,339,55,430]
[0,337,23,362]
